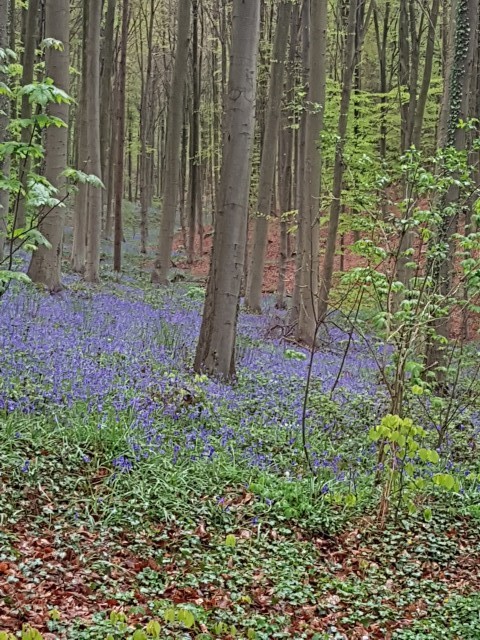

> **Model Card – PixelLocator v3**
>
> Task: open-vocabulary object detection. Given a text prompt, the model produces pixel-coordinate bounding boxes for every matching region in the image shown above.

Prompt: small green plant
[370,414,458,525]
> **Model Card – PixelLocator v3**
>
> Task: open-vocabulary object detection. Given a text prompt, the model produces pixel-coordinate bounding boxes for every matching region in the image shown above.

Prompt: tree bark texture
[152,0,191,285]
[27,0,70,291]
[194,0,260,379]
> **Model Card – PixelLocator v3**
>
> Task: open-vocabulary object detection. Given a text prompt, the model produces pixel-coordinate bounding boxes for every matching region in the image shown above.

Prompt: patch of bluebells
[1,282,388,480]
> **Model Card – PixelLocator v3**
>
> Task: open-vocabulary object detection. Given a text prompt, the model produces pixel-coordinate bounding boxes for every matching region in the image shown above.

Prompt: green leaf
[423,507,433,522]
[178,609,195,629]
[225,533,236,548]
[163,608,176,624]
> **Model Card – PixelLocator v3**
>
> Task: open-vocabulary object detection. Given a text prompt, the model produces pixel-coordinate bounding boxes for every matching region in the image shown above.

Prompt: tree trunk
[71,1,88,272]
[412,0,440,148]
[194,0,260,379]
[100,0,116,215]
[113,0,129,272]
[139,0,155,254]
[0,0,10,264]
[297,0,328,345]
[151,0,191,285]
[188,0,200,264]
[317,0,358,322]
[16,0,40,231]
[291,1,309,324]
[84,0,103,282]
[27,0,69,291]
[245,0,292,312]
[427,0,479,383]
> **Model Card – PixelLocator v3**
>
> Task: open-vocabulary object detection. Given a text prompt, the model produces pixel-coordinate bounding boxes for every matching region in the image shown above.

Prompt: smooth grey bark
[317,0,358,323]
[0,0,10,263]
[139,0,154,254]
[113,0,129,272]
[194,0,260,379]
[291,0,309,324]
[84,0,103,282]
[187,0,201,264]
[245,0,292,312]
[100,0,116,218]
[27,0,69,290]
[412,0,440,148]
[16,0,40,231]
[297,0,328,345]
[71,3,88,271]
[151,0,191,285]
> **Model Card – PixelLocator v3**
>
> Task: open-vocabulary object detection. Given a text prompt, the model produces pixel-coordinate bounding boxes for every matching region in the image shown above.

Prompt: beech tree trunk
[245,0,292,312]
[411,0,440,148]
[16,0,40,231]
[100,0,116,219]
[113,0,129,272]
[27,0,69,291]
[296,0,328,345]
[187,0,201,264]
[194,0,260,379]
[71,3,88,271]
[139,0,154,254]
[84,0,103,282]
[151,0,191,285]
[317,0,358,322]
[0,0,10,264]
[291,1,309,324]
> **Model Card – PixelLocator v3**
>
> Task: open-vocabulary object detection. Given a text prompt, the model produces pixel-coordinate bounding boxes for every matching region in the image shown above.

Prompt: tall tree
[27,0,70,291]
[139,0,155,254]
[0,0,10,264]
[317,0,359,322]
[15,0,40,231]
[187,0,201,264]
[194,0,260,378]
[245,0,292,312]
[296,0,328,344]
[112,0,130,272]
[100,0,117,220]
[151,0,191,285]
[427,0,479,382]
[84,0,103,282]
[71,3,88,272]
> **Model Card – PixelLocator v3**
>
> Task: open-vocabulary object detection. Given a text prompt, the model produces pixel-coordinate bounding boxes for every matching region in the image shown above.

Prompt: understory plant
[0,42,102,297]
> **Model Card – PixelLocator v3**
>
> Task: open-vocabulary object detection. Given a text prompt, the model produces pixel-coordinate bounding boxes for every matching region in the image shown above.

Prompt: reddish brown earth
[172,222,363,294]
[171,222,478,340]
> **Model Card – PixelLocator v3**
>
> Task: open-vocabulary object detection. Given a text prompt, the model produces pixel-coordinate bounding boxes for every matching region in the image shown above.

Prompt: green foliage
[370,414,458,523]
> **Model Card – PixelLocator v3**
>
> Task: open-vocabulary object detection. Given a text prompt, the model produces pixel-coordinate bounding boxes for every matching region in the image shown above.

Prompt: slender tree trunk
[100,0,116,215]
[297,0,328,345]
[412,0,440,148]
[139,0,155,254]
[27,0,69,290]
[16,0,40,231]
[188,0,200,264]
[113,0,129,272]
[291,1,309,324]
[151,0,191,284]
[71,2,88,272]
[427,0,479,382]
[398,0,410,151]
[85,0,103,282]
[317,0,358,322]
[0,0,10,264]
[245,0,292,312]
[194,0,260,379]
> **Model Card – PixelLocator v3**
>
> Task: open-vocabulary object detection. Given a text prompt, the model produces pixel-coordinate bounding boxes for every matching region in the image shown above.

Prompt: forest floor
[1,234,480,639]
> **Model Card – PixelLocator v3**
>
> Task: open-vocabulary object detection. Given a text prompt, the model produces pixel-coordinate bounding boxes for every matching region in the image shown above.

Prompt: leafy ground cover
[1,250,480,639]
